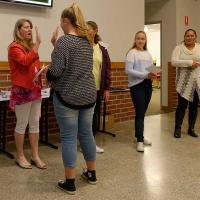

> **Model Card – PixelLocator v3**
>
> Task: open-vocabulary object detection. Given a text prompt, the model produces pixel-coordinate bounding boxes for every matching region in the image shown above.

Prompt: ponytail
[61,3,92,44]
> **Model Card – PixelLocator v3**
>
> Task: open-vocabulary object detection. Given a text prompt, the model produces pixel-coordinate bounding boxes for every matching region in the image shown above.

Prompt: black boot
[188,129,198,137]
[188,109,198,137]
[174,109,185,138]
[174,129,181,138]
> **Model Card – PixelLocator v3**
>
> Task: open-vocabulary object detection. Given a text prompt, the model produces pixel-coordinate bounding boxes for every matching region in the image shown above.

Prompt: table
[0,92,14,159]
[39,91,58,149]
[0,88,58,159]
[97,87,130,137]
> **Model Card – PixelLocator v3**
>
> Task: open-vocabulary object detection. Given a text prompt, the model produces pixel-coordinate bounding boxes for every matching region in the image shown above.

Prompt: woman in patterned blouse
[171,29,200,138]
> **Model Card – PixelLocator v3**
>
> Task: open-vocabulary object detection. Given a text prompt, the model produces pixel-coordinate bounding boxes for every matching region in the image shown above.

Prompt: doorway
[144,23,162,115]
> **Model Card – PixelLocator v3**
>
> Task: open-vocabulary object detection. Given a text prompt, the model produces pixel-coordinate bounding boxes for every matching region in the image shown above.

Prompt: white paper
[33,64,48,82]
[41,88,51,98]
[0,91,10,101]
[146,64,160,74]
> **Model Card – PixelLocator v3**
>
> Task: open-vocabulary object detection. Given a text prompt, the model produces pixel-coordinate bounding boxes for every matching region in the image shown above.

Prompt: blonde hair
[61,3,92,44]
[13,18,34,51]
[126,31,147,56]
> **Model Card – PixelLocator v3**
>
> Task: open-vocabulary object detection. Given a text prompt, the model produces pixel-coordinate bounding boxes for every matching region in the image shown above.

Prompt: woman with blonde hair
[47,4,97,194]
[125,31,157,152]
[8,18,46,169]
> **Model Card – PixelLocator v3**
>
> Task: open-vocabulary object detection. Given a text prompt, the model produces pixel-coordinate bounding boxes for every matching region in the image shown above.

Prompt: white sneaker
[137,142,144,152]
[96,145,104,153]
[143,138,152,146]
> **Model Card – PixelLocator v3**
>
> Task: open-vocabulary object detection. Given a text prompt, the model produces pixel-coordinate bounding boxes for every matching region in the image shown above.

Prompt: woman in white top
[125,31,157,152]
[171,29,200,138]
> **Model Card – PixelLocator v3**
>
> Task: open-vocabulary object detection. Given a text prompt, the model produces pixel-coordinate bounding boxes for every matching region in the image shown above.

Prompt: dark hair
[184,29,197,37]
[87,21,101,44]
[132,31,147,50]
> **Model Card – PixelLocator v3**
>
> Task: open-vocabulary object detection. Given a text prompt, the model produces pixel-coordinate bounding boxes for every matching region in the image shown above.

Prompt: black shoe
[82,169,97,185]
[57,179,76,195]
[174,129,181,138]
[188,129,198,137]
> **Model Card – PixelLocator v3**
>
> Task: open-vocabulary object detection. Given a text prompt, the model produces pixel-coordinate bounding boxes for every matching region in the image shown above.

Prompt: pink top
[9,79,41,111]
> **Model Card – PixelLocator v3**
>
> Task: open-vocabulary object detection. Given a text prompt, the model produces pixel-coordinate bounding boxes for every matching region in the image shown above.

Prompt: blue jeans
[53,94,96,167]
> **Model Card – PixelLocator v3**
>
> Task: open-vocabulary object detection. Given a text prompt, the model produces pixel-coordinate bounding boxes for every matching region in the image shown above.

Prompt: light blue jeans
[53,94,96,167]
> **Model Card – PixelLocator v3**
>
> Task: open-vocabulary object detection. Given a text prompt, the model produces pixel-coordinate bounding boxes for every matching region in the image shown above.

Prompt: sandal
[30,158,47,170]
[15,160,32,169]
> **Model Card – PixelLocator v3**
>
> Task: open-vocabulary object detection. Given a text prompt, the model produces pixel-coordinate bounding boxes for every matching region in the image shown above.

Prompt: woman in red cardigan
[8,18,46,169]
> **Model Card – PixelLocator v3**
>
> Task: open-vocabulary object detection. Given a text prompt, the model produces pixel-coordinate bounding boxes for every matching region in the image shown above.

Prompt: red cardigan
[8,42,41,90]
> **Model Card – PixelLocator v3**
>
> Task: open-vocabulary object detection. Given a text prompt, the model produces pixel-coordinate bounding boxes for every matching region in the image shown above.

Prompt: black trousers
[92,91,101,137]
[175,91,199,130]
[130,79,152,142]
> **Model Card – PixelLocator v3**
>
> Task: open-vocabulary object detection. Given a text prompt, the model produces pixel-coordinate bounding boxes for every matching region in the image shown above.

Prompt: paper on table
[0,90,10,101]
[33,65,48,82]
[146,64,160,74]
[41,88,51,98]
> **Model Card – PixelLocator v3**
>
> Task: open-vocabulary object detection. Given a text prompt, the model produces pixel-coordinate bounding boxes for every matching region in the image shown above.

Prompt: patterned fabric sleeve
[48,36,69,79]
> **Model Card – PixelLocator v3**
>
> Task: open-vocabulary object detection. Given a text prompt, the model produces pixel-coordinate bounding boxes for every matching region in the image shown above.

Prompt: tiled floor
[1,112,200,200]
[146,88,161,116]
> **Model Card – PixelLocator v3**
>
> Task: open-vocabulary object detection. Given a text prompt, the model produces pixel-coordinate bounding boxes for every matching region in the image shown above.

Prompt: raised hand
[51,26,59,47]
[33,26,41,53]
[35,26,41,45]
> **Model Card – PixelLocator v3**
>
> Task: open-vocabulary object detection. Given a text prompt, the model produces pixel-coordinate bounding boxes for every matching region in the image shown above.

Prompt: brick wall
[108,67,134,122]
[162,62,177,112]
[0,62,135,142]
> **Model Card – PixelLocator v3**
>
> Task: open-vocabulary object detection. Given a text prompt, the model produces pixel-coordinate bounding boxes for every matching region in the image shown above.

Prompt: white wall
[0,0,144,61]
[145,0,177,106]
[176,0,200,44]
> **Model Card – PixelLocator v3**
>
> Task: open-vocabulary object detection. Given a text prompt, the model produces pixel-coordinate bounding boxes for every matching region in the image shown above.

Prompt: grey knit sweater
[47,34,97,109]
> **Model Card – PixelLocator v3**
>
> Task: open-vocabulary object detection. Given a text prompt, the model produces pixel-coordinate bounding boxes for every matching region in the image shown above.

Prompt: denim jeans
[130,79,152,142]
[53,94,96,167]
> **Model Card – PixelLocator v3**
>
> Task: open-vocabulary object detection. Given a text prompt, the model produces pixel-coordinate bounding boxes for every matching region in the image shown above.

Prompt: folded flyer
[33,64,48,82]
[146,64,161,74]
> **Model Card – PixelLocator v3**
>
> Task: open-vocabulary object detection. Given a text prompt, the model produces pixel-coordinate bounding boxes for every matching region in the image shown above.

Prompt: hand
[155,70,161,77]
[104,90,110,102]
[191,61,200,69]
[35,26,41,45]
[33,26,41,53]
[51,26,59,47]
[148,72,157,80]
